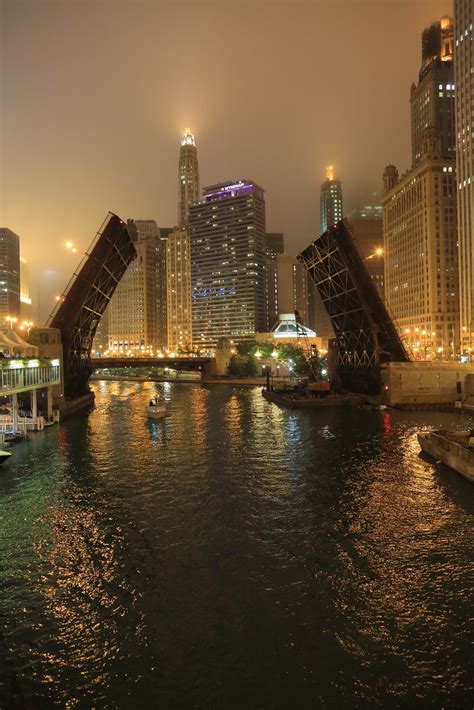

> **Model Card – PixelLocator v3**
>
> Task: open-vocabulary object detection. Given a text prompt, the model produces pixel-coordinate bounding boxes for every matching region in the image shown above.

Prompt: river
[0,380,472,708]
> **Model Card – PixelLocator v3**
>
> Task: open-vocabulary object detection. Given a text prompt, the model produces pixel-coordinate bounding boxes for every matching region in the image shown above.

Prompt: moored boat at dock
[418,430,474,483]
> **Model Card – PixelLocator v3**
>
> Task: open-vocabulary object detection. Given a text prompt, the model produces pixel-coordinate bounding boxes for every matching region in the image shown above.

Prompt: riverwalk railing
[0,359,61,395]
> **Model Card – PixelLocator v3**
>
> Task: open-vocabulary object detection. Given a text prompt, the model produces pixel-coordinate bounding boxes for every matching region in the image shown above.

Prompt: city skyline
[1,0,450,321]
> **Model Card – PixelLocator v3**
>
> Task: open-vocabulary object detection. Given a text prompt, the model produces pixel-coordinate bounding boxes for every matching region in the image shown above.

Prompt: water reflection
[0,383,472,707]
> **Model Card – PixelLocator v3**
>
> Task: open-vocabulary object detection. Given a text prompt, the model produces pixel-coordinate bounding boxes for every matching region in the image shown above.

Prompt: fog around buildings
[1,0,451,322]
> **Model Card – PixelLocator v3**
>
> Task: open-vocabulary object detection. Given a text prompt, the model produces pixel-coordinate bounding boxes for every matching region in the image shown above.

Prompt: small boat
[0,450,12,465]
[147,397,167,420]
[418,430,474,483]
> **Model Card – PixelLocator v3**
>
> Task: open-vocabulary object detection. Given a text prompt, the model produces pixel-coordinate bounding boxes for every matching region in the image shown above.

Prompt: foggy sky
[1,0,451,322]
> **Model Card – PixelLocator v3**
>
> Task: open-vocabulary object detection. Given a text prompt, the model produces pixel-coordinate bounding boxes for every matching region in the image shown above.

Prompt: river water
[0,381,472,708]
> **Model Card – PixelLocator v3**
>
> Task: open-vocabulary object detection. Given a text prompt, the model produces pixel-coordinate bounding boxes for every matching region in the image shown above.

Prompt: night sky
[1,0,450,322]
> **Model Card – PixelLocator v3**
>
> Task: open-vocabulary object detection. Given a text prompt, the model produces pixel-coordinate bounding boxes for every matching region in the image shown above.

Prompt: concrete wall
[381,361,474,407]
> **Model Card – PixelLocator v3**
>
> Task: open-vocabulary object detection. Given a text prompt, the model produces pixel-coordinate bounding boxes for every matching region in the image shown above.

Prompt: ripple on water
[0,382,472,707]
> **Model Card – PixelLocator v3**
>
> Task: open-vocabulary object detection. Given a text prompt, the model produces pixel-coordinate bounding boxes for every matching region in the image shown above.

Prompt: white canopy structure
[1,329,39,356]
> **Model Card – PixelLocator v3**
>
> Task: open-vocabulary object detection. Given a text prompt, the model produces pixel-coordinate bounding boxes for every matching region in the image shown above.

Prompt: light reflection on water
[0,381,472,708]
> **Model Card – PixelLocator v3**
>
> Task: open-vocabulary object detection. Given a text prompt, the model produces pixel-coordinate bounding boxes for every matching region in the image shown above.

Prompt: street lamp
[5,316,17,330]
[365,247,384,261]
[19,320,34,336]
[65,241,86,256]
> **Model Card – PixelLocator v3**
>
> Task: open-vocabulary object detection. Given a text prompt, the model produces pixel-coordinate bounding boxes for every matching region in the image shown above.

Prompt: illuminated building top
[326,165,334,181]
[181,128,196,147]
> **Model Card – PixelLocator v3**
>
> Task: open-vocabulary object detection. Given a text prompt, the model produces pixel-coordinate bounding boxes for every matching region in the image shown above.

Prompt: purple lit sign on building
[205,183,256,202]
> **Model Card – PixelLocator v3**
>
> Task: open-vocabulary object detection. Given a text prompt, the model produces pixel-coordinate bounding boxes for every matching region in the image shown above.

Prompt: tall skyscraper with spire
[178,128,200,227]
[320,166,343,233]
[167,129,199,351]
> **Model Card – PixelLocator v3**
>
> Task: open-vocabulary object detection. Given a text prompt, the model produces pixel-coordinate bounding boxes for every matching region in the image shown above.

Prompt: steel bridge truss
[298,221,409,393]
[48,212,137,398]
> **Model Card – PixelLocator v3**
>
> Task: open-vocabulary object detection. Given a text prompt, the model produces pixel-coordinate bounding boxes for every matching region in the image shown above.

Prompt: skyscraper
[189,180,267,349]
[0,228,20,329]
[382,16,459,359]
[178,128,199,228]
[320,165,343,233]
[454,0,474,352]
[166,129,199,351]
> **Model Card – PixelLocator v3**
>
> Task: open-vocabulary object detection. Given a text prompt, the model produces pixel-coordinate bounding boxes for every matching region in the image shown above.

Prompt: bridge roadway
[91,357,213,371]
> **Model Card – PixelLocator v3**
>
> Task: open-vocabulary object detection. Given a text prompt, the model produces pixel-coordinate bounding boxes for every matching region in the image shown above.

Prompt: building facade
[454,0,474,352]
[189,180,267,349]
[19,258,32,321]
[320,165,343,233]
[274,253,309,325]
[107,219,161,354]
[166,229,192,352]
[0,228,21,329]
[383,15,459,360]
[314,166,340,341]
[156,227,173,351]
[265,232,284,330]
[347,205,385,297]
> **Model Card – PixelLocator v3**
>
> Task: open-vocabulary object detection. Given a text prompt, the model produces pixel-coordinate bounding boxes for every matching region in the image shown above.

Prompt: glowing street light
[365,247,384,261]
[5,315,17,329]
[65,241,86,256]
[19,320,34,335]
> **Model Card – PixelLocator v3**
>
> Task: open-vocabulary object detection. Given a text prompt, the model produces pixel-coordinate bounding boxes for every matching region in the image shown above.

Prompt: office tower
[0,228,20,329]
[274,253,309,324]
[107,219,160,354]
[320,165,343,233]
[166,229,192,352]
[189,180,267,349]
[157,227,173,351]
[382,16,458,359]
[454,0,474,351]
[411,16,455,164]
[19,258,32,320]
[265,232,285,330]
[178,128,199,228]
[347,205,384,297]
